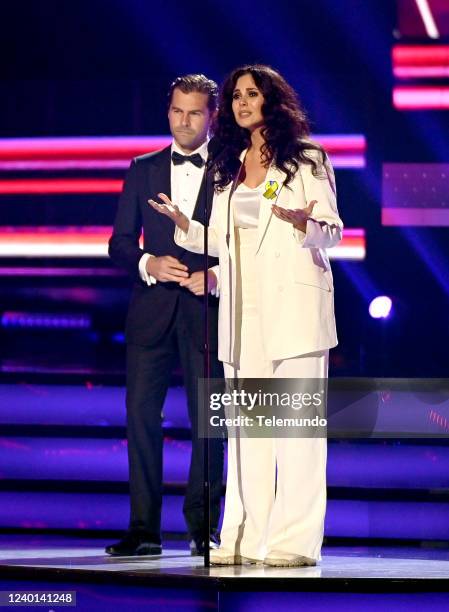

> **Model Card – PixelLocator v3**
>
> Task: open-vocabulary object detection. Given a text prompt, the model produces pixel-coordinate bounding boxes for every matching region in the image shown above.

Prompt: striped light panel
[0,134,366,177]
[393,45,449,78]
[0,227,366,260]
[392,44,449,109]
[0,136,366,264]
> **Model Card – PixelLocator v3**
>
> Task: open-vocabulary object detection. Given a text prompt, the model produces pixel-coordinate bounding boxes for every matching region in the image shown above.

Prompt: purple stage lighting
[1,311,91,329]
[369,296,392,319]
[382,163,449,226]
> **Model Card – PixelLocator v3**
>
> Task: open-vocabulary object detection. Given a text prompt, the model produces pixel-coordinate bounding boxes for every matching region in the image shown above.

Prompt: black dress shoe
[189,530,220,556]
[105,531,162,556]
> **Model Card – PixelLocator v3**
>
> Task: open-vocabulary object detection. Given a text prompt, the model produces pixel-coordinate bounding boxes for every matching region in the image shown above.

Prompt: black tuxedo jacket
[109,146,219,350]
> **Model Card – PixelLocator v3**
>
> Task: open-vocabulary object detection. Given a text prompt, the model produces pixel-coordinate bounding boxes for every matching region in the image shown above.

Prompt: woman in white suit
[150,65,343,567]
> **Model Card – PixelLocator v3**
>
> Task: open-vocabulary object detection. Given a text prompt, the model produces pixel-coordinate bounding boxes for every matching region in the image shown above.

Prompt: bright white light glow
[415,0,440,39]
[369,296,393,319]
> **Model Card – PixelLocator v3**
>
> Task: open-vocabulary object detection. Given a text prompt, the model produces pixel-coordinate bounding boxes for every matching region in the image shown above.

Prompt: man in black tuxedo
[106,74,223,556]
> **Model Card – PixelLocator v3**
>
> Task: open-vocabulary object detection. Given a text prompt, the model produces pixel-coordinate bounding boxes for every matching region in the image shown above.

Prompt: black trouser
[125,303,224,542]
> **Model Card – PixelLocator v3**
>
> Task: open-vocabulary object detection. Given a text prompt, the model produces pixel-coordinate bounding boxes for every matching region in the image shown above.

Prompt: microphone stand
[202,142,231,567]
[202,152,215,568]
[202,148,242,567]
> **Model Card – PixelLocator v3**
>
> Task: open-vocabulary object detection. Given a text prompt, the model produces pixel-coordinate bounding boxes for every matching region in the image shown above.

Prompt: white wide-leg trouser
[219,227,328,562]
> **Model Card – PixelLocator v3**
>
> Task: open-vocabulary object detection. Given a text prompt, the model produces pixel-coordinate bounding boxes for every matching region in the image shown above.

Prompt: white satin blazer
[175,147,343,364]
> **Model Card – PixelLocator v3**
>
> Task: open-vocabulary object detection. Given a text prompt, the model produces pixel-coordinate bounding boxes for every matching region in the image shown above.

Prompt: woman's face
[231,73,265,132]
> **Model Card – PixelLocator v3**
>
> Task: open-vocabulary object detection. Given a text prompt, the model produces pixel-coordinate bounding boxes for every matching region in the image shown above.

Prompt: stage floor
[1,535,449,582]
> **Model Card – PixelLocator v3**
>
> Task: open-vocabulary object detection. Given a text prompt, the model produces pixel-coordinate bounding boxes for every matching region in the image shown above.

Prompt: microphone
[205,136,240,249]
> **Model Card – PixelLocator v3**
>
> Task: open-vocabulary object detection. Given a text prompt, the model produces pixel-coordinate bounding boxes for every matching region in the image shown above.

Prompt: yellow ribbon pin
[263,180,279,200]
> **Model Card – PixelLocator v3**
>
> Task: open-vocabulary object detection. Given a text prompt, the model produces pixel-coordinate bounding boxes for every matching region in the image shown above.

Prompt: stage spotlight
[369,296,393,319]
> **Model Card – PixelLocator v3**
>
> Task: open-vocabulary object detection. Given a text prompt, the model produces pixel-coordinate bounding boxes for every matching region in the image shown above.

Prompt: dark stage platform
[1,536,449,611]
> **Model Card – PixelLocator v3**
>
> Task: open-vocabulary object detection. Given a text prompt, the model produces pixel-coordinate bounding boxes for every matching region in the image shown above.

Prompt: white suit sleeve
[294,153,343,249]
[174,193,220,257]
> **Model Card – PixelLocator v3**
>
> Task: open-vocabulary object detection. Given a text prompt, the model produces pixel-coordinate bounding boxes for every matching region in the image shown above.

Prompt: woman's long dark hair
[213,64,326,192]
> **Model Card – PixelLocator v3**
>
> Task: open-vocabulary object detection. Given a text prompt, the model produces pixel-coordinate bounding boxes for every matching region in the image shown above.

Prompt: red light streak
[393,45,449,78]
[0,178,123,194]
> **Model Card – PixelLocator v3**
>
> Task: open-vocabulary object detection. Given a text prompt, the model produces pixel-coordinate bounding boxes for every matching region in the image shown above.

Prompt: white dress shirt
[139,140,219,293]
[233,182,262,229]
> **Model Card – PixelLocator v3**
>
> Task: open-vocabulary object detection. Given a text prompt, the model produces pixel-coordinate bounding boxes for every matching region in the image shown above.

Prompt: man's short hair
[168,74,218,112]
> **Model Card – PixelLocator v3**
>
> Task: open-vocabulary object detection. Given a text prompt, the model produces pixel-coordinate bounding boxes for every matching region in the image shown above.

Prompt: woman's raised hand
[272,200,317,233]
[148,193,190,233]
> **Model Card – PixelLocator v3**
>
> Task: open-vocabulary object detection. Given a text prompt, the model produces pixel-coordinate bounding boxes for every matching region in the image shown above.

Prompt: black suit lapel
[191,167,213,224]
[148,146,171,200]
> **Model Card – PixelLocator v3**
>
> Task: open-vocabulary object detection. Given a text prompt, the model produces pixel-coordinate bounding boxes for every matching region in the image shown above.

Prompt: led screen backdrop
[382,163,449,226]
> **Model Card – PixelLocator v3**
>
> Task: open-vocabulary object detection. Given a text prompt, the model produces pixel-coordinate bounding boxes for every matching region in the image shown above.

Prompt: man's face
[168,88,212,152]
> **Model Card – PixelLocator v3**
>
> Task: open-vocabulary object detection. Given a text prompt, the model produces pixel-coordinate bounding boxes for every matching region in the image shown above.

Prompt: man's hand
[148,193,190,233]
[146,255,189,282]
[179,269,218,296]
[272,200,317,232]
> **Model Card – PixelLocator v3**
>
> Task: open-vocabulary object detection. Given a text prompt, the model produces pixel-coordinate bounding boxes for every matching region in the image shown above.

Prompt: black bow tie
[171,151,205,168]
